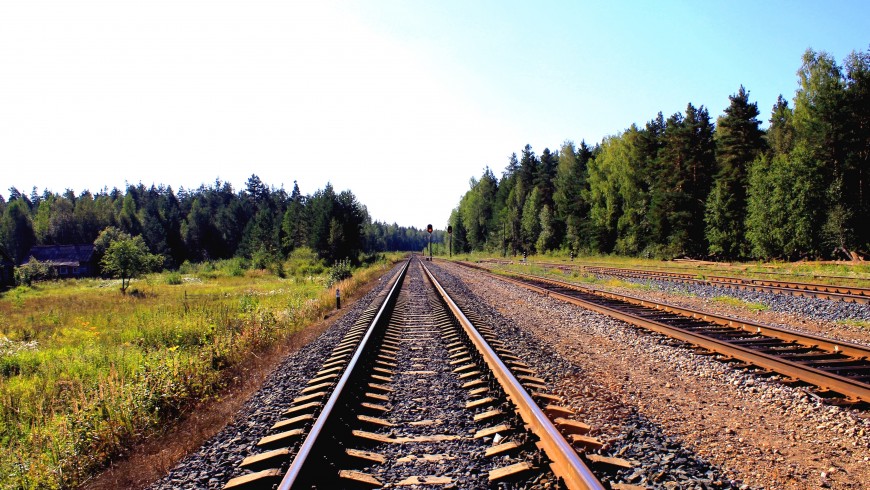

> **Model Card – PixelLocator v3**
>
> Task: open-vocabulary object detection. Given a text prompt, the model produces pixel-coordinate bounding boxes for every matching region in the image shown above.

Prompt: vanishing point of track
[220,256,618,489]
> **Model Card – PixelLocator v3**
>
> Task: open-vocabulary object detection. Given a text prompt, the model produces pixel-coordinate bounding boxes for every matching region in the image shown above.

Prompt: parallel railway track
[221,257,622,489]
[457,261,870,407]
[480,260,870,304]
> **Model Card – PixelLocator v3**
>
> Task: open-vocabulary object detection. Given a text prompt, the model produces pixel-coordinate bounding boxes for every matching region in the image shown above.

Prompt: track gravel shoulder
[587,274,870,346]
[436,261,870,490]
[146,262,404,490]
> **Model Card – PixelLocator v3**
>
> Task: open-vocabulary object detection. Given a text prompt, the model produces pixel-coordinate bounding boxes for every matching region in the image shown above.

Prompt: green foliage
[712,295,768,312]
[521,187,543,253]
[446,46,870,261]
[164,271,183,285]
[705,86,766,259]
[14,258,56,286]
[326,259,353,286]
[0,254,390,488]
[746,146,825,258]
[101,235,163,293]
[1,198,35,264]
[456,168,498,251]
[554,141,592,252]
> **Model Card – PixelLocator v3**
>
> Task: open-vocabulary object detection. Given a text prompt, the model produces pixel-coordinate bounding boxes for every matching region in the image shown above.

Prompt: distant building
[0,248,13,287]
[25,244,97,278]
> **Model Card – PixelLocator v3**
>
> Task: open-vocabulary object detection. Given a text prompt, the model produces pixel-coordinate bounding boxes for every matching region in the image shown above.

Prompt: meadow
[0,249,398,489]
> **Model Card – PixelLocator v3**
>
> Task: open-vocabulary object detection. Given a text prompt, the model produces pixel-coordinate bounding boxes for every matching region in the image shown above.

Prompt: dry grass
[0,253,399,489]
[81,271,384,489]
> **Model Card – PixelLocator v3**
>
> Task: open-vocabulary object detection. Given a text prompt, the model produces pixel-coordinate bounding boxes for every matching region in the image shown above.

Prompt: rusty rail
[484,260,870,304]
[276,257,411,489]
[420,261,604,490]
[457,261,870,405]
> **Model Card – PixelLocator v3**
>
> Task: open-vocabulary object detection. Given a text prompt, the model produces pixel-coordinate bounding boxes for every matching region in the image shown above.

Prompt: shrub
[165,272,183,285]
[14,259,56,286]
[327,259,353,286]
[219,258,247,277]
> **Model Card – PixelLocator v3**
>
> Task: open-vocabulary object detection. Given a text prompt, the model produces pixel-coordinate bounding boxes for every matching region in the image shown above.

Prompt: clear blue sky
[1,1,867,228]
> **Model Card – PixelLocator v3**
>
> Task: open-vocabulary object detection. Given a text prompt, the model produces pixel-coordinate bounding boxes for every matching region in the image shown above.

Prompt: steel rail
[457,261,870,404]
[277,257,411,490]
[521,259,870,286]
[564,263,870,303]
[420,261,605,490]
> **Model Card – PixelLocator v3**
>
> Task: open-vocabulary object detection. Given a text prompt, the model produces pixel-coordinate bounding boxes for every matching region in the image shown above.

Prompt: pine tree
[843,48,870,252]
[536,204,556,252]
[554,140,592,252]
[705,86,765,258]
[535,148,557,208]
[521,187,543,253]
[449,208,469,253]
[118,192,141,236]
[649,104,715,257]
[767,95,795,156]
[793,48,858,256]
[281,181,307,253]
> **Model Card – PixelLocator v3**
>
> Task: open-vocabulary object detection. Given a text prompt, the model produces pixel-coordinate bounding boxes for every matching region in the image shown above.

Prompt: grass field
[0,250,400,489]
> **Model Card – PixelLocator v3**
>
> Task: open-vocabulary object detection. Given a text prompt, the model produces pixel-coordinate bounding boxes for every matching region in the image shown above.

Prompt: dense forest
[451,48,870,260]
[0,175,436,270]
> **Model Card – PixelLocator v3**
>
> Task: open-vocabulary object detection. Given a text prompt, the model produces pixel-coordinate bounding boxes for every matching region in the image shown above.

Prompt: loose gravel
[429,262,729,489]
[148,262,404,490]
[347,262,551,488]
[575,274,870,349]
[432,261,870,489]
[597,273,870,323]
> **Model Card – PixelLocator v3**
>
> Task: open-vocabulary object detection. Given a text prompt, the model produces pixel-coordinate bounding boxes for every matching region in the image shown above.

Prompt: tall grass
[0,253,398,489]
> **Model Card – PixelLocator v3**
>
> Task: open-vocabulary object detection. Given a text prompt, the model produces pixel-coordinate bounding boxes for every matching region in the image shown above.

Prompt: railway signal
[447,225,453,257]
[427,224,433,261]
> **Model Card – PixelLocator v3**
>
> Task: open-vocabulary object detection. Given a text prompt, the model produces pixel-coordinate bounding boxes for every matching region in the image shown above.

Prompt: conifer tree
[520,187,542,253]
[705,86,765,258]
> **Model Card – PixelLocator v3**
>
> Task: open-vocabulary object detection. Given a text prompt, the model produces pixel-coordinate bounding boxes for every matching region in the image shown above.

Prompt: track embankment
[435,261,870,489]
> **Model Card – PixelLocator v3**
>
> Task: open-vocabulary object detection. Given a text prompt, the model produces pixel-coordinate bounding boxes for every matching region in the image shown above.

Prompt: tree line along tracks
[458,261,870,407]
[480,260,870,304]
[220,256,627,490]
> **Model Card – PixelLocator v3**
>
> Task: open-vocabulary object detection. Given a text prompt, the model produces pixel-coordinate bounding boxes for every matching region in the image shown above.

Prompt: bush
[219,258,247,277]
[178,261,196,274]
[165,272,183,285]
[14,259,56,286]
[327,259,353,286]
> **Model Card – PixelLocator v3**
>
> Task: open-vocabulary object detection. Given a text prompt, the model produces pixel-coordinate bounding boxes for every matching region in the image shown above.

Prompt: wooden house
[25,244,97,278]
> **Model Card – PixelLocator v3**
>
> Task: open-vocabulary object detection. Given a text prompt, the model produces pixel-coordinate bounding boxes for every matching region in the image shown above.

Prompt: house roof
[26,245,95,266]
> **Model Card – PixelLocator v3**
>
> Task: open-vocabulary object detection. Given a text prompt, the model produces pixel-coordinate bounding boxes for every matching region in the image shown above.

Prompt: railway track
[457,261,870,407]
[220,257,624,489]
[480,260,870,304]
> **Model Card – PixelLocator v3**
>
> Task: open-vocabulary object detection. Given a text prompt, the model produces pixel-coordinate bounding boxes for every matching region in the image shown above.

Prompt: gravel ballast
[432,261,870,489]
[148,263,404,490]
[595,273,870,323]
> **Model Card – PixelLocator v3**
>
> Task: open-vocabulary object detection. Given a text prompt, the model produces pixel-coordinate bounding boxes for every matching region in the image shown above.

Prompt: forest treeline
[451,48,869,260]
[0,175,435,269]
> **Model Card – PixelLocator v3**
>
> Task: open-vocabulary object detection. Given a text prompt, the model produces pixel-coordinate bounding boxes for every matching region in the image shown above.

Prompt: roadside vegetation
[0,250,400,489]
[710,295,768,312]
